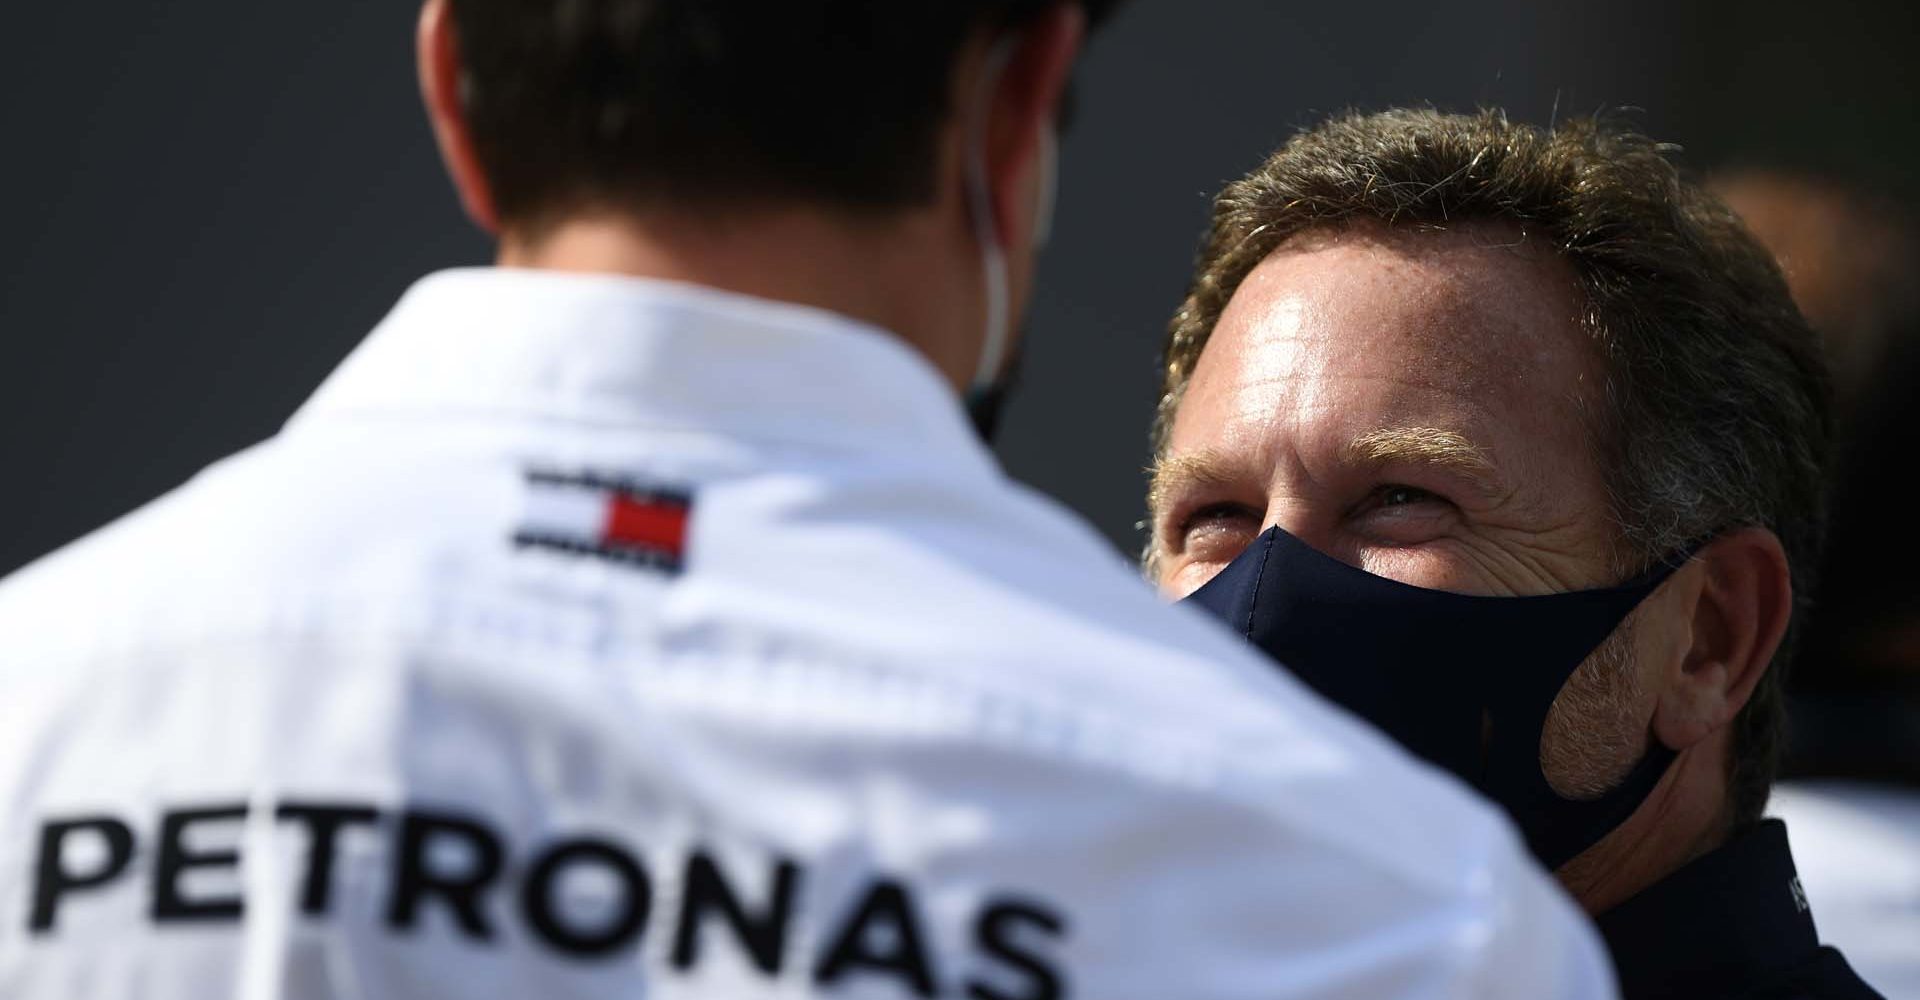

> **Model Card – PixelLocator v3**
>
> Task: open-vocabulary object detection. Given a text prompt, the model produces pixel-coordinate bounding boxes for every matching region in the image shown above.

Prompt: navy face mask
[1181,525,1692,869]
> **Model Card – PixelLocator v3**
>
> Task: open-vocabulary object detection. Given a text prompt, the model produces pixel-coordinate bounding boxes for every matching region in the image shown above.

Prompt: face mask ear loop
[965,38,1018,394]
[1032,127,1059,249]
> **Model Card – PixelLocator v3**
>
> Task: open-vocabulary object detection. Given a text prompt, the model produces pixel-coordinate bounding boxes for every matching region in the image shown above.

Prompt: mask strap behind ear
[1033,127,1058,249]
[965,38,1018,392]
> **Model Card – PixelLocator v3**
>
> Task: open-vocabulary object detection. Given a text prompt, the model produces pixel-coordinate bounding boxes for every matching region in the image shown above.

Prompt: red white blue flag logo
[514,469,691,572]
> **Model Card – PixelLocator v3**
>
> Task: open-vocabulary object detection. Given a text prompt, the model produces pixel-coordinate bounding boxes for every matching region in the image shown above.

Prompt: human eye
[1377,484,1439,508]
[1350,483,1456,544]
[1175,500,1263,564]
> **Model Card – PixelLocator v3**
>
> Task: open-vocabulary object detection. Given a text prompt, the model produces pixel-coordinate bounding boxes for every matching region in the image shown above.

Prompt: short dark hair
[448,0,1109,231]
[1157,109,1832,828]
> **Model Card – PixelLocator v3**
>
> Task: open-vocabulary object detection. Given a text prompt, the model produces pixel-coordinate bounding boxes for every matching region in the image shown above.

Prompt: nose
[1259,500,1359,570]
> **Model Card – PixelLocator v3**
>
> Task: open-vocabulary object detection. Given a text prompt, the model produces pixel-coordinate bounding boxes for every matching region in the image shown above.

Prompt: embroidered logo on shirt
[1790,875,1810,913]
[513,469,692,572]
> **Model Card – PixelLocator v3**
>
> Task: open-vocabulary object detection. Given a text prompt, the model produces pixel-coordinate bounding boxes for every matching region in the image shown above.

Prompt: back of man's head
[447,1,1114,234]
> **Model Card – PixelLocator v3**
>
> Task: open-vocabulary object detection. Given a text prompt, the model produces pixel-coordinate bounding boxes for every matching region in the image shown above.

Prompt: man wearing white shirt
[0,2,1612,997]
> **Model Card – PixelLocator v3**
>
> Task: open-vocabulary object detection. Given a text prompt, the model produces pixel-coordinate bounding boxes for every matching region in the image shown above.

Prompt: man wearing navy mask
[1151,109,1882,999]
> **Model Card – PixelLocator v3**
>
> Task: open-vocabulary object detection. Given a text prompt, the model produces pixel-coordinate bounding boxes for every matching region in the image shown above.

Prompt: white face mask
[963,37,1060,425]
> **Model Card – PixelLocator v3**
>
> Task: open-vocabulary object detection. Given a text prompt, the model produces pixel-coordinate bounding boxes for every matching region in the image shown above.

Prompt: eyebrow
[1344,426,1506,498]
[1148,426,1508,515]
[1146,450,1253,517]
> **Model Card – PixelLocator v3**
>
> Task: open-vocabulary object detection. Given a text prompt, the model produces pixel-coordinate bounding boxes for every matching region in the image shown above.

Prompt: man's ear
[417,0,499,234]
[982,4,1084,248]
[1651,527,1794,751]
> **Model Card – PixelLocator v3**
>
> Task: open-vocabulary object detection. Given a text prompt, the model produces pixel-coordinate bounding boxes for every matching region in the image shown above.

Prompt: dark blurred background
[2,0,1916,572]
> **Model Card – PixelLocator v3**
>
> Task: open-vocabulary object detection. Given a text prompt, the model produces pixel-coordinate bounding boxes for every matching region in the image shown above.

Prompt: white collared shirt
[0,269,1615,999]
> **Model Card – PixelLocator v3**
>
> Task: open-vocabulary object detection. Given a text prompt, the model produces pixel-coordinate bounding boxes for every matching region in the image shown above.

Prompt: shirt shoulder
[1758,948,1887,1000]
[1767,785,1920,998]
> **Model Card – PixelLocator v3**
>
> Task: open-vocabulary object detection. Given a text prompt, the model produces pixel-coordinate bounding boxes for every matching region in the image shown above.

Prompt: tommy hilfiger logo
[513,469,692,572]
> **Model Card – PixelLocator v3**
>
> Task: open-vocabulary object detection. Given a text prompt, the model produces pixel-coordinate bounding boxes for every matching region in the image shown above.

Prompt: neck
[497,209,980,391]
[1556,734,1734,914]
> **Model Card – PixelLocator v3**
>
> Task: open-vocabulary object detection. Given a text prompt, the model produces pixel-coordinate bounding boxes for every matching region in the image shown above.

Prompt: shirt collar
[290,267,995,467]
[1596,818,1821,998]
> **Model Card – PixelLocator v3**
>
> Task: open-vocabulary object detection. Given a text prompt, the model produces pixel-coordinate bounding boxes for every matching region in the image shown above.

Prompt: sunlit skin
[1154,224,1613,598]
[1151,221,1793,912]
